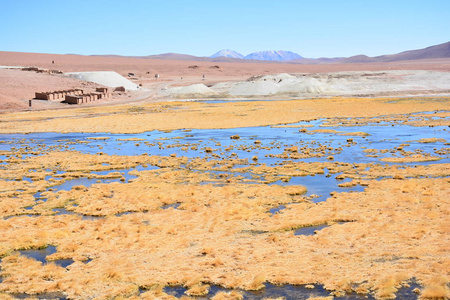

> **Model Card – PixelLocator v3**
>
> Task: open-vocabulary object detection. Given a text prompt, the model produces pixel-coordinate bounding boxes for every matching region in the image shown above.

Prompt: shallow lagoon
[0,111,448,299]
[1,113,448,220]
[1,114,448,165]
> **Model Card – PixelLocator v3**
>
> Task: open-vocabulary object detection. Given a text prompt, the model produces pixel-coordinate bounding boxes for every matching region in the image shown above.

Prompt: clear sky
[1,0,449,58]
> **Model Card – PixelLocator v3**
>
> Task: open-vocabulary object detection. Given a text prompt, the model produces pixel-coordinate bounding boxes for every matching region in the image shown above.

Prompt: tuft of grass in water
[211,291,244,300]
[244,274,266,291]
[375,274,408,299]
[186,283,210,296]
[420,276,450,299]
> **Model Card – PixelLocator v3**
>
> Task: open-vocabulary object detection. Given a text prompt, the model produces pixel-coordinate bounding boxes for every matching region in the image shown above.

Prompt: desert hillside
[1,51,450,112]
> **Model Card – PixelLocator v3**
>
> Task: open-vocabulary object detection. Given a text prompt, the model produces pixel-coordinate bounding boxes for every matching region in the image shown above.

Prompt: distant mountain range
[211,50,303,61]
[92,41,450,64]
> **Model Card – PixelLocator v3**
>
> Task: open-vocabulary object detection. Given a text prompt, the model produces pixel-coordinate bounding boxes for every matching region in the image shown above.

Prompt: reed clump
[1,100,449,299]
[420,276,450,300]
[211,291,244,300]
[185,283,210,296]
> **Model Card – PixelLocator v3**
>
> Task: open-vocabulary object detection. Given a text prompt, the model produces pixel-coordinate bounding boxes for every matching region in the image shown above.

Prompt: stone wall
[35,89,84,101]
[65,91,110,105]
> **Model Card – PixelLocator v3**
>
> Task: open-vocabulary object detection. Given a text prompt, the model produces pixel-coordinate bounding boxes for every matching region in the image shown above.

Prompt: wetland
[0,96,449,299]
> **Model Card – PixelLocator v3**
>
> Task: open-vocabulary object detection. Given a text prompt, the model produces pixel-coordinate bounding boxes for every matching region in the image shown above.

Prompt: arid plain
[0,52,449,300]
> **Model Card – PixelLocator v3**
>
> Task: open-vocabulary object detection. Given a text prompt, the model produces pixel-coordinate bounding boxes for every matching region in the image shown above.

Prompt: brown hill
[139,53,209,61]
[342,41,450,63]
[379,41,450,62]
[340,55,377,63]
[94,53,264,63]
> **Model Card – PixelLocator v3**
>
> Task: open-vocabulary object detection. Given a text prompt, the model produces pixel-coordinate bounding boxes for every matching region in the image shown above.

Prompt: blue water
[19,246,74,268]
[1,112,448,220]
[163,282,376,299]
[1,116,448,166]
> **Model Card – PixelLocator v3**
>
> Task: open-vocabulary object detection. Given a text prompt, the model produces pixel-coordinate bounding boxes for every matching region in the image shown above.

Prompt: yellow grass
[211,291,244,300]
[420,276,450,299]
[0,97,448,134]
[0,97,449,299]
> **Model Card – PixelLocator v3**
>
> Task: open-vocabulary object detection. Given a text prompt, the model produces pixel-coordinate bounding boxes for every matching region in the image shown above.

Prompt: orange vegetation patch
[0,148,449,299]
[380,155,442,163]
[306,129,343,134]
[339,131,370,136]
[322,110,450,128]
[0,96,449,134]
[417,138,447,143]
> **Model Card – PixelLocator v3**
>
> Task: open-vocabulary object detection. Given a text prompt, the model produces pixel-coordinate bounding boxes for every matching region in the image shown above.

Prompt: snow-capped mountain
[244,50,303,61]
[210,50,303,61]
[210,49,245,59]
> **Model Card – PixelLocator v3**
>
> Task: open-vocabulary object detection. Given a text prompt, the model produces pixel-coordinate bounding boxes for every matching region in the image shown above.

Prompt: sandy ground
[0,68,144,111]
[162,71,450,98]
[1,51,450,112]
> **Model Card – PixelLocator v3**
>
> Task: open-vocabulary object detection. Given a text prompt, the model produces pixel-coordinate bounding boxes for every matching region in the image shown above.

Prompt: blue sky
[1,0,449,58]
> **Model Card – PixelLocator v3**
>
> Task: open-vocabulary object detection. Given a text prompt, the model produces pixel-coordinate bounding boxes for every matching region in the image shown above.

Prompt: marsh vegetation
[0,97,449,299]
